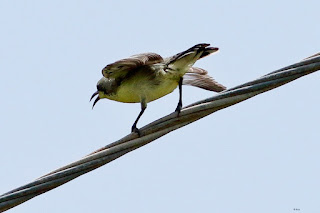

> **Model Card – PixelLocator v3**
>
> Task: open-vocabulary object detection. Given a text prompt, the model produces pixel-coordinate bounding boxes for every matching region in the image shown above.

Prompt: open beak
[90,91,100,109]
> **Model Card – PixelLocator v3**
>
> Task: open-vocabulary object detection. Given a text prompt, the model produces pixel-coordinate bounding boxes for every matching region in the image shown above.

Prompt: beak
[90,91,100,109]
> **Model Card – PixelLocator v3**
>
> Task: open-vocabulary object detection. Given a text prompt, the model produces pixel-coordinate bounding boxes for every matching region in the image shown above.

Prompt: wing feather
[183,67,226,92]
[102,53,163,78]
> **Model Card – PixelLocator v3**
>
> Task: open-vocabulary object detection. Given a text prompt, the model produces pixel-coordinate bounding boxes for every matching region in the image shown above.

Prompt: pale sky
[1,1,320,212]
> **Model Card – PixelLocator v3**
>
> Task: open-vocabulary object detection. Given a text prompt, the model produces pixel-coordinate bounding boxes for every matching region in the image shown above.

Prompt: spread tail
[166,43,219,72]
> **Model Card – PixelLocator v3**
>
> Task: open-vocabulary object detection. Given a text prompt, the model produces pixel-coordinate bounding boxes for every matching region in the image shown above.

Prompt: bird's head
[90,77,111,108]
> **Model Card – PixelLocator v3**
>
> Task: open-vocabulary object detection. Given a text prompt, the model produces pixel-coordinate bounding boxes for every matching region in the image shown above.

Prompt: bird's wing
[102,53,164,78]
[130,53,164,65]
[183,67,227,92]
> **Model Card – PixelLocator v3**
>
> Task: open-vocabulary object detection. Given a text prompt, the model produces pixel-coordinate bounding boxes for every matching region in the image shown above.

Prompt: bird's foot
[175,102,182,116]
[131,126,141,137]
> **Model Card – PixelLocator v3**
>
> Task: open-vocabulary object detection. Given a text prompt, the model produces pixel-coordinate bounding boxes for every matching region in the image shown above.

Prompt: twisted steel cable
[1,53,319,212]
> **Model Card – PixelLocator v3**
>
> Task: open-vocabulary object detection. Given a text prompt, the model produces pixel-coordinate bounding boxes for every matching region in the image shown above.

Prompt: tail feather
[183,67,226,92]
[166,43,219,72]
[199,47,219,59]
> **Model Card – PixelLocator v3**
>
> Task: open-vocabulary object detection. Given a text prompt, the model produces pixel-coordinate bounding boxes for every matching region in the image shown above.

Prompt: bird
[90,43,226,136]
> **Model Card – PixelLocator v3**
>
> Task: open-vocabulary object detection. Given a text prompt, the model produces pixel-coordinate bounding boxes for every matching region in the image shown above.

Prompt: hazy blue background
[1,1,319,212]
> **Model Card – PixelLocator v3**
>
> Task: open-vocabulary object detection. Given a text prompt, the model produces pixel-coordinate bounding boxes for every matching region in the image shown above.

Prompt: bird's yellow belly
[107,79,179,103]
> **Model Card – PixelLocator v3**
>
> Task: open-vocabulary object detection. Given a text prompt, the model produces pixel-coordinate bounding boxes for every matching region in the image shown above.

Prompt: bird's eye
[108,71,113,75]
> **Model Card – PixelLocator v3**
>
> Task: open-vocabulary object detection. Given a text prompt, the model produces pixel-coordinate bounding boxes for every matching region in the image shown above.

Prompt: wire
[1,53,319,212]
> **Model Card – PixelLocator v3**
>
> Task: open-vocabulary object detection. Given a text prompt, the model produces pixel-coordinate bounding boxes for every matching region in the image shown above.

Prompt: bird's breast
[105,76,179,103]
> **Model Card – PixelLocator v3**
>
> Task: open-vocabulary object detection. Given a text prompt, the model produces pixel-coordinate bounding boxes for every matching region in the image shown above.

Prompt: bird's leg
[175,77,183,115]
[131,100,147,136]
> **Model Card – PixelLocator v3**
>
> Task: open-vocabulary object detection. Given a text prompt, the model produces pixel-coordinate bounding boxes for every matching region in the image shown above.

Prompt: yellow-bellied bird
[91,43,226,135]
